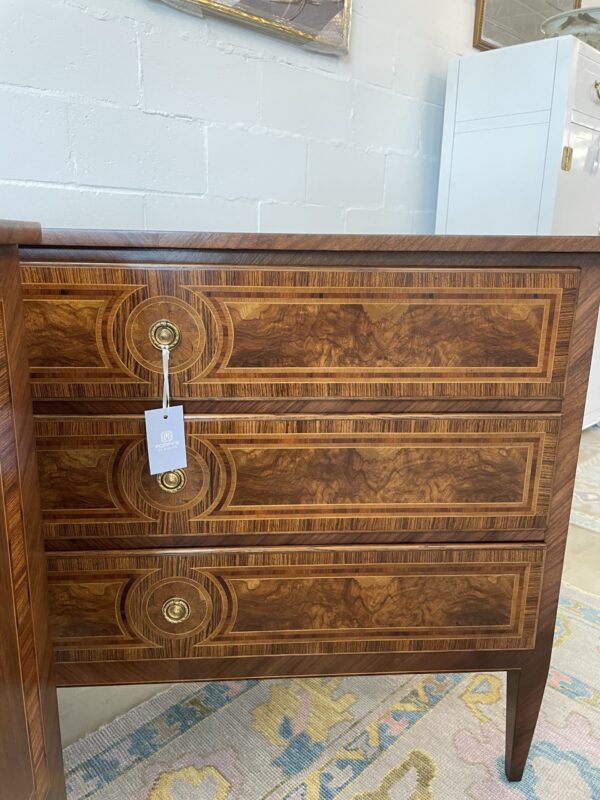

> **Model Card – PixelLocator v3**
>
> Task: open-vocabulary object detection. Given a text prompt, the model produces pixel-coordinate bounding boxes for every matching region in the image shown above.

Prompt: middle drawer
[36,414,559,547]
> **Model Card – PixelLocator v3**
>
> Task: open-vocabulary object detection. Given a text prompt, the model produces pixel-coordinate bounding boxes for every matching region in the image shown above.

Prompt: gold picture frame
[160,0,352,54]
[474,0,582,51]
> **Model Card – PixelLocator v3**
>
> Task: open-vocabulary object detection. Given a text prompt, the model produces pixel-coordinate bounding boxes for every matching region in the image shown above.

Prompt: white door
[554,122,600,235]
[554,122,600,427]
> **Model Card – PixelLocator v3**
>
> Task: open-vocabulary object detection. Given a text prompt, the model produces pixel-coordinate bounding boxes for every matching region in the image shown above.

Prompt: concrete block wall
[0,0,476,232]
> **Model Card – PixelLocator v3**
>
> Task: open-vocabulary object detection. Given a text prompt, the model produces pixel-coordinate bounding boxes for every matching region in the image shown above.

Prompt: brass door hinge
[561,145,573,171]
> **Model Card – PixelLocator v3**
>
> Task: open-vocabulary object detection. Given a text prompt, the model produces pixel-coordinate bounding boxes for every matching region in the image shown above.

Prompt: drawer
[47,545,545,666]
[36,415,559,545]
[21,264,578,402]
[574,54,600,121]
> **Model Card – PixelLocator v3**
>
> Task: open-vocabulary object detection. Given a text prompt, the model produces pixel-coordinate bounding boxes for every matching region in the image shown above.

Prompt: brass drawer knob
[157,469,187,493]
[162,597,191,624]
[595,80,600,102]
[149,319,181,350]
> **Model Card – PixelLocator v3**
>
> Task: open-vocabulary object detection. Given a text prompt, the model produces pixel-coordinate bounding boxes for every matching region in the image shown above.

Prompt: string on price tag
[144,346,187,475]
[162,345,170,416]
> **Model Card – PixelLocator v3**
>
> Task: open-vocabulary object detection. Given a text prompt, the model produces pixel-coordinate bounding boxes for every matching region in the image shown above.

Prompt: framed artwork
[160,0,352,54]
[474,0,582,50]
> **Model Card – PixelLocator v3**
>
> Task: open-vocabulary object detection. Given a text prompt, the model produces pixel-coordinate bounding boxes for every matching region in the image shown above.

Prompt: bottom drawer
[48,545,544,666]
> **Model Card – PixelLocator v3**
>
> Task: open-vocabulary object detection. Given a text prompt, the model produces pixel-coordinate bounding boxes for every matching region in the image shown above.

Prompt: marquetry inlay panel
[47,545,545,663]
[35,415,559,541]
[20,264,578,400]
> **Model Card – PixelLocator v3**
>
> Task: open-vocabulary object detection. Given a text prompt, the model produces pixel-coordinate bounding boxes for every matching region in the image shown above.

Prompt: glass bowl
[542,7,600,50]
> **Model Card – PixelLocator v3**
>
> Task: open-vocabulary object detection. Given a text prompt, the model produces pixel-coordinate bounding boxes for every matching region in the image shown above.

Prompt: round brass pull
[149,319,181,350]
[157,469,187,493]
[162,597,191,624]
[595,80,600,102]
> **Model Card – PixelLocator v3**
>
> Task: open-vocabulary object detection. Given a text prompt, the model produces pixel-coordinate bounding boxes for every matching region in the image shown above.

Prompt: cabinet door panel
[455,39,557,121]
[446,124,549,235]
[554,123,600,235]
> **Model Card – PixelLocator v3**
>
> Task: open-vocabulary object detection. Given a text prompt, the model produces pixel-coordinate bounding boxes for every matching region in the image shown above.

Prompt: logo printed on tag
[145,406,187,475]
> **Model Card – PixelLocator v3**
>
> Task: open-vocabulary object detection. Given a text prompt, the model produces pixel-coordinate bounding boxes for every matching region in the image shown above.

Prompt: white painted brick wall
[143,30,262,124]
[0,0,477,233]
[208,125,306,201]
[261,62,352,142]
[307,141,384,208]
[71,104,208,192]
[0,0,140,103]
[0,89,73,183]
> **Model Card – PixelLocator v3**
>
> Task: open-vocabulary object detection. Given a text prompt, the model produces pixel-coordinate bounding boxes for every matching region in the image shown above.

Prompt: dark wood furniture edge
[43,531,548,553]
[0,219,41,246]
[31,399,565,416]
[52,648,549,688]
[35,228,600,253]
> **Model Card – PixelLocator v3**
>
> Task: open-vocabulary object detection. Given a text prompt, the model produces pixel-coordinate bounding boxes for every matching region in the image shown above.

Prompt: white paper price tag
[144,345,187,475]
[145,405,187,475]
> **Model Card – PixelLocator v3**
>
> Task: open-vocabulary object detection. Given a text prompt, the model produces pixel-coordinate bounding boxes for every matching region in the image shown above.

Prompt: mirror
[474,0,582,50]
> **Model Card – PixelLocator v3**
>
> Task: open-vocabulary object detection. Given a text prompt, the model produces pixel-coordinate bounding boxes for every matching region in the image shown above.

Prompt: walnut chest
[15,229,600,782]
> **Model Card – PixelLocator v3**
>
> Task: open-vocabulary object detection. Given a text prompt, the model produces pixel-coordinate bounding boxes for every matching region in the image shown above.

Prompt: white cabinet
[554,123,600,233]
[436,35,600,428]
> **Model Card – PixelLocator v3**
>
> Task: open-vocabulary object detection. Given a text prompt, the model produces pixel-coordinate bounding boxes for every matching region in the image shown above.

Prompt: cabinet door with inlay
[21,263,578,403]
[36,414,559,547]
[47,545,545,685]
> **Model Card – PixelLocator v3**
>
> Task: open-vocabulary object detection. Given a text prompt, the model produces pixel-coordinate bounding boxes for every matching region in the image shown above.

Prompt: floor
[58,684,168,746]
[56,432,600,747]
[563,524,599,595]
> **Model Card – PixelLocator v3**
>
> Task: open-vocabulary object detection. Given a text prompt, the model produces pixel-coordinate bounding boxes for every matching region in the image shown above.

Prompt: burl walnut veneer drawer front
[21,264,578,401]
[36,415,559,543]
[47,545,545,663]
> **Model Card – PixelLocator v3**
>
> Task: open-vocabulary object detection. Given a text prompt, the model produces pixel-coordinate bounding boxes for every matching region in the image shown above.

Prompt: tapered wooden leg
[505,657,551,781]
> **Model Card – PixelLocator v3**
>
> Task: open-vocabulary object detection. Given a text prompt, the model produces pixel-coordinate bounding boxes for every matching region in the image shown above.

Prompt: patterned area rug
[571,425,600,533]
[63,585,599,800]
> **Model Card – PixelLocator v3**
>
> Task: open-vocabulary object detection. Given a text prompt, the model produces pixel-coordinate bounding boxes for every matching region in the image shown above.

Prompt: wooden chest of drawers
[6,228,600,788]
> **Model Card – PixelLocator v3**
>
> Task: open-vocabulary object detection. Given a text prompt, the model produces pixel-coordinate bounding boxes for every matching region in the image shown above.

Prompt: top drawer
[21,264,578,403]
